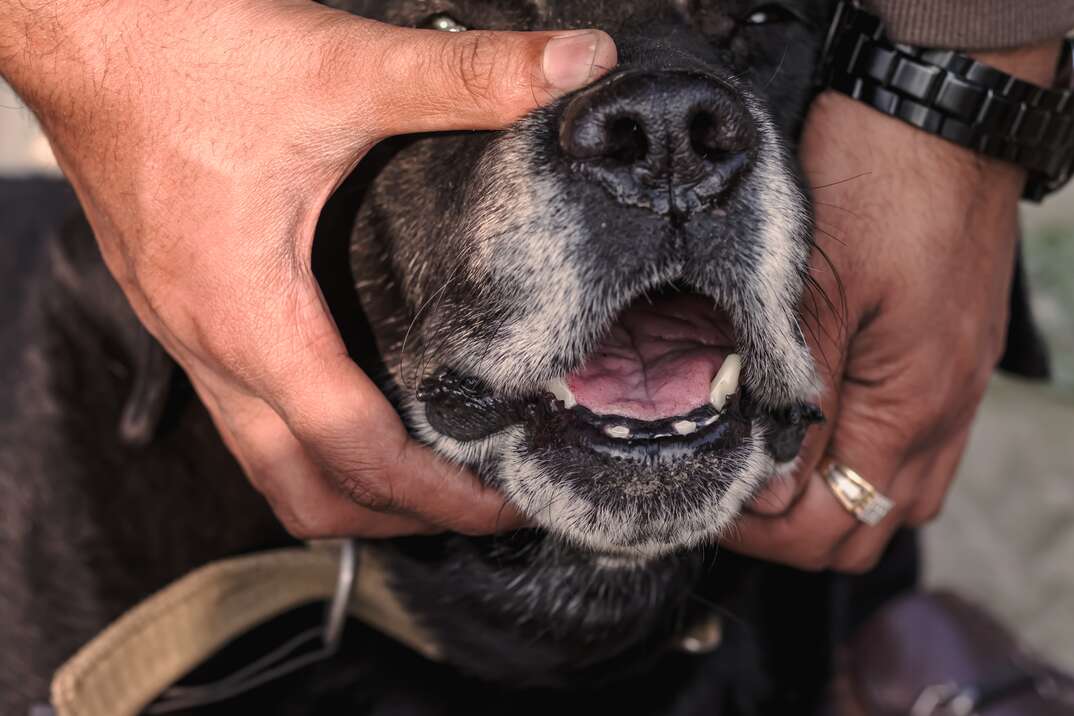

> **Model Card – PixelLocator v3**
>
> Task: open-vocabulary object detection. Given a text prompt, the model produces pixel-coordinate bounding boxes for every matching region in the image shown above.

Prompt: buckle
[145,540,359,714]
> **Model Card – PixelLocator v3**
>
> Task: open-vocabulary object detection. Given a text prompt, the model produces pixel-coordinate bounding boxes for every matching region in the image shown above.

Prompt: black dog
[1,1,946,714]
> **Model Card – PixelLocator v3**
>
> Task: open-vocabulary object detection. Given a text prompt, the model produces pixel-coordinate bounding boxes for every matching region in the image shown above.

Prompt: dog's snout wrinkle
[559,71,754,217]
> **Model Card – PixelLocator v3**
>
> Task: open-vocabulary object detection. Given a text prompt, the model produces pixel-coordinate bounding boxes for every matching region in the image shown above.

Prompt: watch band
[817,1,1074,202]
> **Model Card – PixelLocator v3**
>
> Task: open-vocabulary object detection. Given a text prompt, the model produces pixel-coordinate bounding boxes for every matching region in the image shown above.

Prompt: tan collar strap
[50,542,441,716]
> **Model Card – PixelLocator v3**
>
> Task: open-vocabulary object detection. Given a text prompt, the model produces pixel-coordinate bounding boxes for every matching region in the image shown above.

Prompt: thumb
[355,21,617,133]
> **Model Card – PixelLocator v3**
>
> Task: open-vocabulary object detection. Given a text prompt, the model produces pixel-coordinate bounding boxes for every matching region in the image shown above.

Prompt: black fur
[0,1,1047,714]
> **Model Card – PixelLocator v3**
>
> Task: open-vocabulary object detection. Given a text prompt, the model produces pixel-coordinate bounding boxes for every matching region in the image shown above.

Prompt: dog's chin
[406,287,822,559]
[416,407,797,560]
[380,528,709,686]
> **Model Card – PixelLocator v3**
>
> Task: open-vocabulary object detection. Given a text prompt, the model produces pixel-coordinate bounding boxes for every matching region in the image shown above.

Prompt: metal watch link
[817,1,1074,202]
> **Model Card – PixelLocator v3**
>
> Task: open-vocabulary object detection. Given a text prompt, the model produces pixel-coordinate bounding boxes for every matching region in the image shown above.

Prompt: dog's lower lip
[540,393,734,444]
[417,366,822,463]
[530,389,752,460]
[418,365,756,458]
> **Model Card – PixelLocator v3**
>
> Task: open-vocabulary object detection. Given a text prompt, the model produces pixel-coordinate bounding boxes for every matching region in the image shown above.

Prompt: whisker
[687,591,750,631]
[799,242,849,378]
[813,242,848,328]
[813,224,847,248]
[477,307,513,369]
[761,45,789,92]
[398,263,463,388]
[811,171,871,190]
[415,282,465,389]
[813,200,862,220]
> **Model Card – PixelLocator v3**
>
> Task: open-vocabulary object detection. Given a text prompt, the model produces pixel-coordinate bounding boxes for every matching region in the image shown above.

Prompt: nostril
[689,112,722,162]
[688,109,750,162]
[606,117,648,164]
[560,104,649,164]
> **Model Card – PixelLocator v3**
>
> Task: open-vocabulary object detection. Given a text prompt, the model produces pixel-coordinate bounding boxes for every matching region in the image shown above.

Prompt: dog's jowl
[2,1,841,714]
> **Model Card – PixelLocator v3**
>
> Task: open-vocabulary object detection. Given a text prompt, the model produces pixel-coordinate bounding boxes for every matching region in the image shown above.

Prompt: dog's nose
[559,71,754,217]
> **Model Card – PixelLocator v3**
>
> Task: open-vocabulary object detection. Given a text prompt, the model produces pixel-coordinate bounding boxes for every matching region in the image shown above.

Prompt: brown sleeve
[865,0,1074,50]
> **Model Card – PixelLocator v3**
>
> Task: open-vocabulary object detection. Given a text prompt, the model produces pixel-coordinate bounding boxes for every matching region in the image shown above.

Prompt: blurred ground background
[3,79,1073,668]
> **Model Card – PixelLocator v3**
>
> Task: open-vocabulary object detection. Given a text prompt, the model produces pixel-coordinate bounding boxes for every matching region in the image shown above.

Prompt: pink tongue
[565,294,734,421]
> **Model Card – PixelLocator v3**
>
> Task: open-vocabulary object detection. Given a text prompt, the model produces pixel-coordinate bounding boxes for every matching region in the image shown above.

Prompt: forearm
[0,0,116,106]
[867,0,1074,50]
[0,0,286,125]
[0,0,342,189]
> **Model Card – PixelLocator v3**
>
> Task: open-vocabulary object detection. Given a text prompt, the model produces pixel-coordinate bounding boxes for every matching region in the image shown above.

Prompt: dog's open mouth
[417,286,821,463]
[547,291,739,429]
[528,290,758,462]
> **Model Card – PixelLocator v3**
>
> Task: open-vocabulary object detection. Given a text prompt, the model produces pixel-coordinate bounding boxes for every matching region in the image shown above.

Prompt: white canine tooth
[709,353,742,411]
[605,425,631,439]
[544,377,576,408]
[672,420,697,436]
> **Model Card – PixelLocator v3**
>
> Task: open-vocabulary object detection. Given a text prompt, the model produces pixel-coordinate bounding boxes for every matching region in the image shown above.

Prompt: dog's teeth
[672,420,697,436]
[544,377,577,408]
[605,425,631,439]
[709,354,742,411]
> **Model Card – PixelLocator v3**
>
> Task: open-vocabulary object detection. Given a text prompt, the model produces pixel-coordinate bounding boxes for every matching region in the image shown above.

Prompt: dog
[1,1,930,714]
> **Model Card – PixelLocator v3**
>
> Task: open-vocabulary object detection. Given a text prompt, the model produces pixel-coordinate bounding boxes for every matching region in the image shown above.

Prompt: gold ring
[820,460,893,526]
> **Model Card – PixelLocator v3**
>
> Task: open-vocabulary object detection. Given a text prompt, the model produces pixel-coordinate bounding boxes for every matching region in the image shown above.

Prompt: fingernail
[542,30,615,94]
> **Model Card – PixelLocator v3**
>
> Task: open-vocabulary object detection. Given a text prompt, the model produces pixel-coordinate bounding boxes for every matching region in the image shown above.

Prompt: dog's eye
[425,12,468,32]
[743,4,797,25]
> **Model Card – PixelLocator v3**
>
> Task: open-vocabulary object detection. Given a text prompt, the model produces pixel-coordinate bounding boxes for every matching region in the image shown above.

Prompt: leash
[46,541,441,716]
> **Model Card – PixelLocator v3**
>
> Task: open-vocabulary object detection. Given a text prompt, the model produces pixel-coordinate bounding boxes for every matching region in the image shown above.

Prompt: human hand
[0,0,616,538]
[725,41,1062,572]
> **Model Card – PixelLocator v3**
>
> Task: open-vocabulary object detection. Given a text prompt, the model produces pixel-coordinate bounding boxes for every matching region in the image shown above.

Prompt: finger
[194,373,441,538]
[726,465,861,570]
[828,428,969,573]
[905,425,973,527]
[827,451,933,574]
[353,21,617,132]
[787,378,912,565]
[745,469,803,516]
[756,372,970,571]
[728,377,912,569]
[282,350,527,535]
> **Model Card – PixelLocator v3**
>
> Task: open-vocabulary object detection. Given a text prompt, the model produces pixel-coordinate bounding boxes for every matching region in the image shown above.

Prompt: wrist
[811,90,1025,182]
[972,38,1064,86]
[804,91,1027,253]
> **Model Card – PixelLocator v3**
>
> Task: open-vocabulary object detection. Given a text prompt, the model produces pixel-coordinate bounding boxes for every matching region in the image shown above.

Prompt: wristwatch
[816,0,1074,202]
